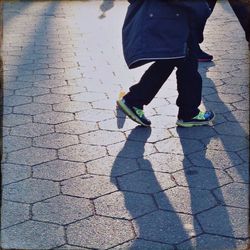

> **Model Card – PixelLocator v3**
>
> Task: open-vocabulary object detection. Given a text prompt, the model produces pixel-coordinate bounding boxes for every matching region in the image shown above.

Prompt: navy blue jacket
[122,0,211,68]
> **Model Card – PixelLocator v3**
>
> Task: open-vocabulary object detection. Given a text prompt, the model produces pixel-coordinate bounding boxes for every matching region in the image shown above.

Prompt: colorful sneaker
[117,98,151,127]
[176,111,215,127]
[197,49,213,62]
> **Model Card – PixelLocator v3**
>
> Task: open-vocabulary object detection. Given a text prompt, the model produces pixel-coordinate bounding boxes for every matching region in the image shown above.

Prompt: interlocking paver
[3,135,32,153]
[66,216,134,249]
[32,195,93,225]
[61,174,117,198]
[3,178,60,203]
[2,163,31,185]
[133,210,202,244]
[1,1,249,249]
[213,182,249,208]
[13,102,52,115]
[33,159,86,181]
[34,111,74,125]
[10,122,54,137]
[94,191,157,219]
[55,120,98,134]
[7,147,57,165]
[118,170,175,194]
[173,167,232,190]
[197,206,249,238]
[155,186,217,214]
[1,221,65,249]
[33,133,78,149]
[1,200,30,229]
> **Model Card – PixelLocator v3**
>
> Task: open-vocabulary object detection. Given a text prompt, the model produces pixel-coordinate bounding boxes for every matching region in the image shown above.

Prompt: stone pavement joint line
[1,0,249,249]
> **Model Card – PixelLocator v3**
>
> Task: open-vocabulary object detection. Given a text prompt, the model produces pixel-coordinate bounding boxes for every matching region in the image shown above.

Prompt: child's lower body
[117,51,215,127]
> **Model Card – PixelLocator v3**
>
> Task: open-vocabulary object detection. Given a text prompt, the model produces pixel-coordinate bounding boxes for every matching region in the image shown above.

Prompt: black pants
[124,52,202,120]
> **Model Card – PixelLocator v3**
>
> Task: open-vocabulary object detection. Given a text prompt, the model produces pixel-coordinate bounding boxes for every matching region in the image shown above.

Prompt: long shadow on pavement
[111,126,196,249]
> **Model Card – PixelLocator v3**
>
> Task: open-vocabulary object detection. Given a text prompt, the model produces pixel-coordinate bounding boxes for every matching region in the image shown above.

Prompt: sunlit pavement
[1,1,249,249]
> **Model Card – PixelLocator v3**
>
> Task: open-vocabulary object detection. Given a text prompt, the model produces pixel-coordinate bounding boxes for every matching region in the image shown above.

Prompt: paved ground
[1,0,249,249]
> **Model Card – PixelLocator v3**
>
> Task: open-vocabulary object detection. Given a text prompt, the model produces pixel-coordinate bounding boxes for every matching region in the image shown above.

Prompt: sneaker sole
[116,100,150,127]
[176,115,215,127]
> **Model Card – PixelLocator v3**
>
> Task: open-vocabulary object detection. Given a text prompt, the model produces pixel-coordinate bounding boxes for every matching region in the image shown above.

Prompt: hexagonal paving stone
[1,200,30,229]
[55,245,88,249]
[138,153,191,173]
[3,178,60,203]
[2,163,31,185]
[67,216,134,249]
[177,234,248,250]
[155,138,205,155]
[111,239,174,249]
[202,135,249,152]
[226,110,249,123]
[51,85,86,95]
[197,206,248,238]
[34,111,74,125]
[53,101,91,113]
[118,170,175,194]
[61,174,117,198]
[125,126,171,143]
[4,95,32,106]
[33,159,86,181]
[75,109,115,122]
[71,91,107,102]
[214,122,248,137]
[79,130,125,146]
[7,147,57,165]
[33,133,78,149]
[107,141,156,158]
[1,221,65,249]
[226,163,249,183]
[59,144,106,162]
[173,167,232,190]
[170,126,217,140]
[3,114,32,127]
[15,87,50,96]
[155,186,216,214]
[10,122,54,137]
[55,120,98,135]
[32,195,93,225]
[149,115,177,129]
[133,210,201,244]
[99,117,137,131]
[3,136,32,153]
[213,183,249,208]
[86,156,139,177]
[34,93,70,104]
[13,103,52,115]
[188,149,243,169]
[94,191,157,219]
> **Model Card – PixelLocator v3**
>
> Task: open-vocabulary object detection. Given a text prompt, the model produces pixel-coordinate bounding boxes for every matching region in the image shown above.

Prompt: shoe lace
[134,107,144,118]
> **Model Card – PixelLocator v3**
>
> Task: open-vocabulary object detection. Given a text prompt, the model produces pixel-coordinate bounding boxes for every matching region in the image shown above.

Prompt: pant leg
[176,50,202,120]
[124,60,177,109]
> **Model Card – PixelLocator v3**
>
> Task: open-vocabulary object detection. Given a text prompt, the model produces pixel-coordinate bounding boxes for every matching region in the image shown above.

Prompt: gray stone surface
[61,174,117,198]
[33,159,86,181]
[173,167,232,189]
[1,1,249,249]
[1,200,30,229]
[7,147,57,165]
[118,170,175,194]
[1,221,65,249]
[3,178,60,203]
[67,216,134,249]
[2,163,31,185]
[133,210,202,244]
[32,195,93,225]
[197,206,249,238]
[94,191,157,219]
[155,186,217,214]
